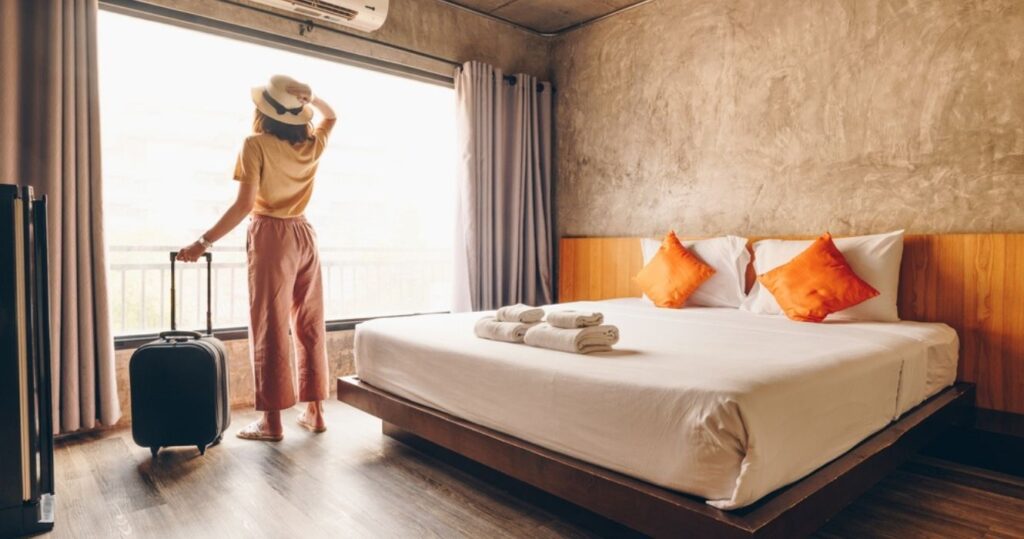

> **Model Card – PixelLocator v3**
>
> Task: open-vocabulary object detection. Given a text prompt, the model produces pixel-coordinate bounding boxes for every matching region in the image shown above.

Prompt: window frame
[100,0,455,87]
[99,0,456,346]
[112,312,446,350]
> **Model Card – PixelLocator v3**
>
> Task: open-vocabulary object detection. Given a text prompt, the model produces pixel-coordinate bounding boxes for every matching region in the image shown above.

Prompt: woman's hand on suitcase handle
[179,183,257,265]
[176,241,207,262]
[178,183,256,263]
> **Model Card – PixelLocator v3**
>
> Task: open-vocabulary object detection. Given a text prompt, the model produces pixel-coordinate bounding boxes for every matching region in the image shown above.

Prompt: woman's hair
[252,109,314,144]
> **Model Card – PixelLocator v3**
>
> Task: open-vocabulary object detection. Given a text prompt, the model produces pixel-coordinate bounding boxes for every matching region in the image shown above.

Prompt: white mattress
[354,299,958,509]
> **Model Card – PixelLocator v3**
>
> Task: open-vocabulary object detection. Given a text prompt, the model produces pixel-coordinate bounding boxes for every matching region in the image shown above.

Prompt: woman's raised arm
[310,96,336,121]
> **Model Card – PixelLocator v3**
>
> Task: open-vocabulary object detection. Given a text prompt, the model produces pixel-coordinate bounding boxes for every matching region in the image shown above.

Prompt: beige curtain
[0,0,121,432]
[453,61,554,311]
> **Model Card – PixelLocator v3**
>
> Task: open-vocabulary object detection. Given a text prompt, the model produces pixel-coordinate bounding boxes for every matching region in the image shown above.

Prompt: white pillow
[641,235,750,308]
[740,230,905,322]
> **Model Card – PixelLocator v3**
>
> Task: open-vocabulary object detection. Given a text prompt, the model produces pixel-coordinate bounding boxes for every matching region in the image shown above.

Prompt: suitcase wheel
[150,447,160,459]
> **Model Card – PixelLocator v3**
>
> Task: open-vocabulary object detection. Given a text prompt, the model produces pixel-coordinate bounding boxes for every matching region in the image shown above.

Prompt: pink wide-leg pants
[247,214,329,411]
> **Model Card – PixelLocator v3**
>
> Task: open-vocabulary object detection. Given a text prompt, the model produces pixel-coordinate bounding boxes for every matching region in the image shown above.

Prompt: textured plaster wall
[360,0,551,77]
[552,0,1024,236]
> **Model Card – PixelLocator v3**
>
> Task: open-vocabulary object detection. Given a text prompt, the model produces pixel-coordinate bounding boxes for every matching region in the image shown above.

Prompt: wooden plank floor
[46,400,1024,538]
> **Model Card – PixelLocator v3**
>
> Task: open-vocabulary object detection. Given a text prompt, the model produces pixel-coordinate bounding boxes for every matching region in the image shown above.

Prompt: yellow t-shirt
[233,119,336,217]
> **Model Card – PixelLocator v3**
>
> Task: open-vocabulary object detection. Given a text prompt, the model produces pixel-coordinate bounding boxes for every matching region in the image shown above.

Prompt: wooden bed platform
[338,376,974,538]
[336,233,1019,536]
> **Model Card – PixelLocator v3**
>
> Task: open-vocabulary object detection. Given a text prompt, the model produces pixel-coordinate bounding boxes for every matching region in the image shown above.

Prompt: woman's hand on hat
[286,83,313,105]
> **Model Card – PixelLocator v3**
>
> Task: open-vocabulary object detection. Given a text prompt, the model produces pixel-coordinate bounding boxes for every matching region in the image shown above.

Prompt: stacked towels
[473,317,537,343]
[474,304,545,343]
[545,310,603,329]
[524,309,619,354]
[475,306,620,354]
[495,304,545,324]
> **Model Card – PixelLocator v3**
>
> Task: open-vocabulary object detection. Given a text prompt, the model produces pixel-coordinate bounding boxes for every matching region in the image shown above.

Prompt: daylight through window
[99,10,456,336]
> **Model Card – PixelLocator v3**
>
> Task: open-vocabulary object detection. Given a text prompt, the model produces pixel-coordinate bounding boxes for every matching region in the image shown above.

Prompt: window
[98,10,456,336]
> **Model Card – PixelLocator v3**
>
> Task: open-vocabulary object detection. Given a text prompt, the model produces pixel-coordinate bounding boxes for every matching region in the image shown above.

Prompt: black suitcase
[130,252,230,458]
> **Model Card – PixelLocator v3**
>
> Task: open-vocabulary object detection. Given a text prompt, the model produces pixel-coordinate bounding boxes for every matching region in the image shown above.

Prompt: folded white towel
[474,316,536,343]
[546,310,604,329]
[523,323,620,354]
[495,304,545,324]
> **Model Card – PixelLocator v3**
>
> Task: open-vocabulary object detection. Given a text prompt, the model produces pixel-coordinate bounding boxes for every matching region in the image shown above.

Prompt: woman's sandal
[296,411,327,433]
[236,420,284,442]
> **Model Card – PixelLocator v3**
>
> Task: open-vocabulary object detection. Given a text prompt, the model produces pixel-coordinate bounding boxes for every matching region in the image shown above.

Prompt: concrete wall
[551,0,1024,237]
[357,0,550,77]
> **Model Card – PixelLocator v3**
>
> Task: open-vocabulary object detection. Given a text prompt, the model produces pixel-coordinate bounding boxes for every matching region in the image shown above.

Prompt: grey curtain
[1,0,121,432]
[453,61,554,311]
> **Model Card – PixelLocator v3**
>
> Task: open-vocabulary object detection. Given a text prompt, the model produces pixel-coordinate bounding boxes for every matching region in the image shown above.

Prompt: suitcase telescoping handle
[161,330,204,339]
[166,251,213,336]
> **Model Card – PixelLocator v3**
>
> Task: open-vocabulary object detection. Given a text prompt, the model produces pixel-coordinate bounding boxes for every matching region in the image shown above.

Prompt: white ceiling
[444,0,649,34]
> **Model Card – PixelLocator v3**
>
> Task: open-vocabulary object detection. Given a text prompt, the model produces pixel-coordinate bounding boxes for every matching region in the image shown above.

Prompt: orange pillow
[758,233,879,322]
[635,231,716,308]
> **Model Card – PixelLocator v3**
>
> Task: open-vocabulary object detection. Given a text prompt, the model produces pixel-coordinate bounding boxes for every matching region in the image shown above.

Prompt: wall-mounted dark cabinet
[0,184,55,538]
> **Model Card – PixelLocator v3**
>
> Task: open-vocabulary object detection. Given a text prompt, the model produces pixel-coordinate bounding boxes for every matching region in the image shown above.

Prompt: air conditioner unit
[252,0,389,33]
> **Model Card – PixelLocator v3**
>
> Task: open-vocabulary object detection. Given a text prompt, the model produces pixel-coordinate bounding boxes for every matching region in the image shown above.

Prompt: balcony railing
[108,245,452,336]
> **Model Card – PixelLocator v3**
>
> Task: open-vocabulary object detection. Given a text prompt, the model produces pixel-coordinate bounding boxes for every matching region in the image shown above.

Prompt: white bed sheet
[354,299,958,509]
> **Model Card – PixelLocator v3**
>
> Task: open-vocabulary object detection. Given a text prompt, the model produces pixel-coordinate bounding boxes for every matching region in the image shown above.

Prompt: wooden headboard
[558,235,1024,415]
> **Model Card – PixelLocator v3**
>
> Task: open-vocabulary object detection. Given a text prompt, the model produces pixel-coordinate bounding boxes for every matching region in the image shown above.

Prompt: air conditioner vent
[249,0,389,32]
[292,0,357,20]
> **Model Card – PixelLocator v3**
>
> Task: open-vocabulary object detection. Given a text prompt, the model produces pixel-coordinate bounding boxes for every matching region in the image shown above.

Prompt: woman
[177,75,337,442]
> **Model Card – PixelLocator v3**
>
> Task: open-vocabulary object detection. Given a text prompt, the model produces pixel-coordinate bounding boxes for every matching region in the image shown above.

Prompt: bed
[352,299,959,510]
[336,234,1017,537]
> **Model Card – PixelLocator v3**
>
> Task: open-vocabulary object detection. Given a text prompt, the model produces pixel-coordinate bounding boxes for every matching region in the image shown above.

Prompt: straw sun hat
[250,75,314,125]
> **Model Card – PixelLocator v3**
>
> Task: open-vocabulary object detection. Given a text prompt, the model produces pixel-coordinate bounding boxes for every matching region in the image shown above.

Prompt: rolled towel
[546,310,604,329]
[523,323,620,354]
[495,303,545,324]
[474,316,536,343]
